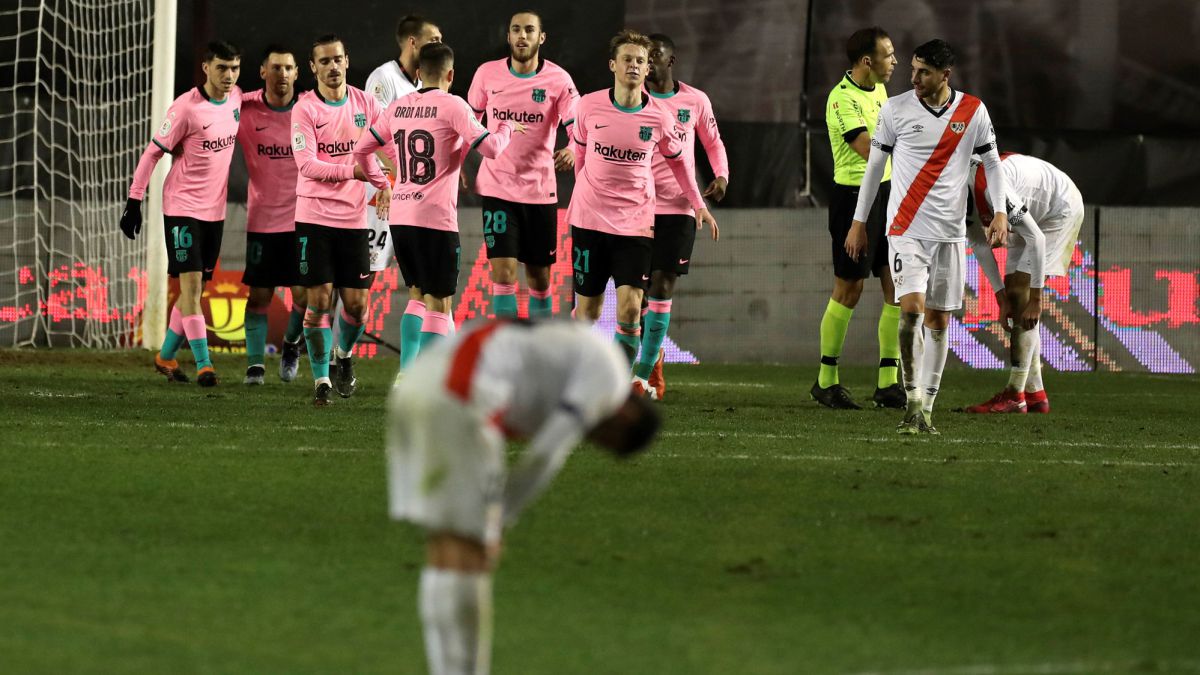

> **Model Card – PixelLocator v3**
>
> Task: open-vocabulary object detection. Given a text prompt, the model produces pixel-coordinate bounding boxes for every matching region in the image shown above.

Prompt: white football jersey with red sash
[870,89,997,242]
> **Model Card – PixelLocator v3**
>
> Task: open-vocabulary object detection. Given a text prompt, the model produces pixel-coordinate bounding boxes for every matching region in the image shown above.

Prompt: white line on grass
[653,451,1195,469]
[844,658,1200,675]
[661,431,1200,452]
[670,381,772,388]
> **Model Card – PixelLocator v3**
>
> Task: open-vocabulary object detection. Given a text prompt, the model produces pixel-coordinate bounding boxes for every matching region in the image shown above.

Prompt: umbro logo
[255,126,268,131]
[316,122,329,129]
[911,124,924,132]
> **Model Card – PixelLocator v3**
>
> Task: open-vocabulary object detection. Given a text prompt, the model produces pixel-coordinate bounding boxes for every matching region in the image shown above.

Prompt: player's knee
[525,265,551,290]
[832,276,864,307]
[649,272,676,298]
[426,532,491,572]
[924,311,950,331]
[489,259,517,285]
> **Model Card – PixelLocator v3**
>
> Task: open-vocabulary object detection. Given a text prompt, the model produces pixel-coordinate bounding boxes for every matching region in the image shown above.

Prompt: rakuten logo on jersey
[202,134,237,152]
[593,142,647,163]
[492,108,544,125]
[318,140,355,156]
[256,143,292,158]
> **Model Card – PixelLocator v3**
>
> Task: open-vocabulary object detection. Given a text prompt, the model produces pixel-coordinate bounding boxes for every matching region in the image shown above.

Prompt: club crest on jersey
[677,109,690,123]
[639,126,652,141]
[233,109,240,122]
[950,121,966,134]
[532,88,546,103]
[354,113,366,128]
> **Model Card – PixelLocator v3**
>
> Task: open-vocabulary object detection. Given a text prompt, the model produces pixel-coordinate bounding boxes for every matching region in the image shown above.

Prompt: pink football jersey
[567,89,704,238]
[467,58,578,204]
[129,86,243,222]
[647,81,729,216]
[354,88,514,232]
[291,86,382,229]
[236,89,298,234]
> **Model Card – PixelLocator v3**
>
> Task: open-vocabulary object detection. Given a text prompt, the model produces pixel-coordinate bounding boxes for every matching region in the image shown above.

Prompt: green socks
[878,303,901,388]
[818,298,853,388]
[245,308,268,367]
[634,298,671,380]
[615,322,641,365]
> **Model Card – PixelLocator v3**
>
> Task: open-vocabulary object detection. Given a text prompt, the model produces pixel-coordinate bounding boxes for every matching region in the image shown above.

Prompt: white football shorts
[367,184,394,273]
[888,235,966,311]
[1021,185,1084,279]
[386,351,504,546]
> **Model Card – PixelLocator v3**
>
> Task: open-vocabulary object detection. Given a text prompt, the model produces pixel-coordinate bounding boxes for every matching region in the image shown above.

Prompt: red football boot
[1025,389,1050,414]
[647,348,666,401]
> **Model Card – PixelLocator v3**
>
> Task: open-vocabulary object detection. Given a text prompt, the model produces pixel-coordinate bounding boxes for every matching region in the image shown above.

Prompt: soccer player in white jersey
[364,15,441,277]
[847,39,1008,434]
[963,152,1084,414]
[387,320,660,675]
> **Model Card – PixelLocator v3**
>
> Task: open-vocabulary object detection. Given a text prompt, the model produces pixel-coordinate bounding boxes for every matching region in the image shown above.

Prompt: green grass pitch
[2,350,1198,674]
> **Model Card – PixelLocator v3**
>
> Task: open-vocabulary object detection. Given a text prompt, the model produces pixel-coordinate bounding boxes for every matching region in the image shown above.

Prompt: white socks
[919,325,948,415]
[420,567,492,675]
[1006,325,1037,391]
[898,312,924,410]
[1025,328,1044,393]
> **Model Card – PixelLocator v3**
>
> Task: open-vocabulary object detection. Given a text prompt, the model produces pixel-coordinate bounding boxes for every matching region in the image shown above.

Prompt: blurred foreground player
[387,320,660,675]
[964,152,1084,414]
[122,40,243,387]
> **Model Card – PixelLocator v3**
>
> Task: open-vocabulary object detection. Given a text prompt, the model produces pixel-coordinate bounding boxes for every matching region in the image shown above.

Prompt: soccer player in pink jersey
[568,30,718,366]
[236,45,307,386]
[634,33,729,400]
[387,320,660,675]
[466,10,579,320]
[847,39,1008,434]
[365,15,441,276]
[122,40,243,388]
[291,35,384,406]
[355,43,524,368]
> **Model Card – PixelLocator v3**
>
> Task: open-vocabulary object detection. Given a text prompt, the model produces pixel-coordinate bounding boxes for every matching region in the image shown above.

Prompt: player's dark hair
[609,29,653,59]
[396,15,432,44]
[647,33,675,52]
[417,42,454,77]
[260,44,294,64]
[203,40,241,62]
[611,396,662,457]
[913,39,956,70]
[510,10,544,31]
[846,27,889,65]
[310,34,346,61]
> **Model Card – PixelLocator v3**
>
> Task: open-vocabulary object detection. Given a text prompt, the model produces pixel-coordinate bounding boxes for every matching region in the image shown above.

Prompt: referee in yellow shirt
[813,27,904,410]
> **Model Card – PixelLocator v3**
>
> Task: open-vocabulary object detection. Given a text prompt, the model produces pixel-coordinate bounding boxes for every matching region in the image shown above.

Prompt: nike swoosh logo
[255,126,268,131]
[641,275,650,281]
[316,122,328,129]
[490,89,504,95]
[549,250,556,256]
[359,273,371,279]
[202,123,213,130]
[678,258,689,264]
[203,268,214,273]
[595,124,609,129]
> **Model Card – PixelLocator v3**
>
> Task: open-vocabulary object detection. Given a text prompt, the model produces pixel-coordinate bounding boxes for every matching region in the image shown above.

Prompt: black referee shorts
[829,181,890,280]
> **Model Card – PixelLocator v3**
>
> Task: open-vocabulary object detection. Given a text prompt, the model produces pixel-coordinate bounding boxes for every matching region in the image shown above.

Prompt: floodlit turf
[1,349,1198,674]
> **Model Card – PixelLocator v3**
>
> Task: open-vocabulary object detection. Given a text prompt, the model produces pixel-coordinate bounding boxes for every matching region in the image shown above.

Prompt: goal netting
[0,0,167,348]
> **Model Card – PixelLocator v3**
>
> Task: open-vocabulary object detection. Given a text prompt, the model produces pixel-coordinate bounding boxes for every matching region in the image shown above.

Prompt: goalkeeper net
[0,0,157,348]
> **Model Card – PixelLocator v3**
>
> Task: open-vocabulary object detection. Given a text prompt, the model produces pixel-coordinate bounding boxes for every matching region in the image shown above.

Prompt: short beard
[510,42,540,64]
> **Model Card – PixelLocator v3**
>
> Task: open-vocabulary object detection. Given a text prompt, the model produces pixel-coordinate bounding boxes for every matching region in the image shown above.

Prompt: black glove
[120,198,142,240]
